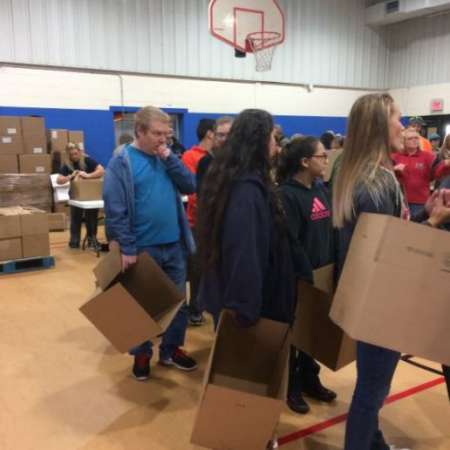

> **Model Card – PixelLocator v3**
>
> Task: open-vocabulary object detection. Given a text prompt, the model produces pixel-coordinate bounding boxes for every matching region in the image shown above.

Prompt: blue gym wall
[0,106,348,167]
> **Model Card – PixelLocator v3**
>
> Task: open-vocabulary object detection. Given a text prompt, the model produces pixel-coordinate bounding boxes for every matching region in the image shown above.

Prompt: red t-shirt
[182,146,208,227]
[392,150,436,204]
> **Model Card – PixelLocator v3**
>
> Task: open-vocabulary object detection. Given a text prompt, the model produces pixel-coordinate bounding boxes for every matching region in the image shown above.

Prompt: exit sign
[430,98,444,113]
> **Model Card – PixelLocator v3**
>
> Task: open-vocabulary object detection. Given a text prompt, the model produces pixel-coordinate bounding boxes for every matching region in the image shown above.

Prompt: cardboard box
[21,117,45,137]
[70,177,103,201]
[20,208,49,236]
[68,131,85,150]
[324,148,343,182]
[48,129,68,153]
[0,155,18,174]
[54,202,71,218]
[292,265,356,371]
[48,213,66,231]
[22,233,50,258]
[0,238,22,261]
[19,154,51,174]
[191,311,289,450]
[330,213,450,366]
[79,242,185,353]
[0,208,22,239]
[0,135,23,155]
[0,116,21,136]
[23,135,47,155]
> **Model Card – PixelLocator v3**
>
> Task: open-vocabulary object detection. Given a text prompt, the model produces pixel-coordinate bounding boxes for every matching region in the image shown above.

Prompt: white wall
[0,65,375,117]
[0,0,390,89]
[390,83,450,116]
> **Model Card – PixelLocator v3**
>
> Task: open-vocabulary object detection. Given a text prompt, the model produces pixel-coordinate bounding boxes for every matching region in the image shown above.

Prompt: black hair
[196,118,216,141]
[320,131,335,150]
[197,109,281,268]
[276,136,320,184]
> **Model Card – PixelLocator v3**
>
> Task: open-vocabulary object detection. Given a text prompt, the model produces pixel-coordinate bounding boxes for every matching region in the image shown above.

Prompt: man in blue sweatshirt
[103,106,198,380]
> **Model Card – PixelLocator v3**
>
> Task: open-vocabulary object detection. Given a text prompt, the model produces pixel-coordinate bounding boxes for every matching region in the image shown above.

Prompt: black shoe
[159,348,198,371]
[132,353,150,381]
[87,237,101,251]
[189,313,205,326]
[69,241,80,249]
[287,393,310,414]
[302,381,337,403]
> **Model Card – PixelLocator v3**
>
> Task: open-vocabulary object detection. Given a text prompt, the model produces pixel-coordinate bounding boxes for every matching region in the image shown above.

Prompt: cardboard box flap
[119,251,184,319]
[80,284,162,353]
[210,311,289,398]
[93,242,122,290]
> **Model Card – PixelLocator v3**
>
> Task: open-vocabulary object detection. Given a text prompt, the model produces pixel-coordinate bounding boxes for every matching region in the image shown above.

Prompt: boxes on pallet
[19,155,51,174]
[0,206,50,260]
[21,117,47,155]
[0,155,19,174]
[0,174,52,212]
[0,135,24,155]
[54,202,71,219]
[0,117,21,136]
[47,129,68,153]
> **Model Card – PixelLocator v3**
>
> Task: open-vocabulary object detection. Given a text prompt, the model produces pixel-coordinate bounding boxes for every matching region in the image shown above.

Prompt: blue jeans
[129,242,188,361]
[344,341,400,450]
[409,203,424,218]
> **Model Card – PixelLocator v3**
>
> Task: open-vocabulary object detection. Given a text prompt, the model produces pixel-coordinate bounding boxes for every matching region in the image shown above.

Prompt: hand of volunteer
[121,254,137,272]
[394,163,406,172]
[427,190,450,227]
[78,171,89,179]
[70,170,79,180]
[425,190,440,216]
[157,145,171,160]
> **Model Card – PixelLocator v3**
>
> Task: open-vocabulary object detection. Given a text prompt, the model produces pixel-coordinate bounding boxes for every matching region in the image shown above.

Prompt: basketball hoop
[246,31,281,72]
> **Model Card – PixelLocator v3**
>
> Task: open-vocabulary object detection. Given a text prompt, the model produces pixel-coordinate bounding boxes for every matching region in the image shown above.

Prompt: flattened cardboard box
[0,238,22,261]
[292,264,356,371]
[70,177,103,201]
[80,242,184,353]
[330,213,450,366]
[0,155,19,174]
[191,311,289,450]
[19,155,51,174]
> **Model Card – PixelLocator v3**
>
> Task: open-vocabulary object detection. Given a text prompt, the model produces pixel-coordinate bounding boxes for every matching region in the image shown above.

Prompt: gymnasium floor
[1,229,449,450]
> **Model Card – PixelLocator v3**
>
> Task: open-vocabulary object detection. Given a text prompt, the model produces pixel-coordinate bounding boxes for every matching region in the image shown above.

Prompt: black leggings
[70,206,99,245]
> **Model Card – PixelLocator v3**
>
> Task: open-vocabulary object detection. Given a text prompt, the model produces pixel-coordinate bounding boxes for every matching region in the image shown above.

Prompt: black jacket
[198,173,296,325]
[279,178,334,283]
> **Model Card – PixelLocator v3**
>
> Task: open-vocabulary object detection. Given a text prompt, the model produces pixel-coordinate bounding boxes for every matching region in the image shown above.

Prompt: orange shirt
[181,146,209,227]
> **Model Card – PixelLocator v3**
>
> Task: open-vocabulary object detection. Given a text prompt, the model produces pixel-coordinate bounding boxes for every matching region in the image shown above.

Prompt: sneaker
[189,313,205,326]
[159,348,198,371]
[132,353,150,381]
[287,393,310,414]
[302,380,337,403]
[87,237,101,251]
[69,242,80,249]
[266,437,278,449]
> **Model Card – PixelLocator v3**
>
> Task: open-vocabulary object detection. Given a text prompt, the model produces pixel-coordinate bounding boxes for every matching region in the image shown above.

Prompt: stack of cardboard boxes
[0,207,50,261]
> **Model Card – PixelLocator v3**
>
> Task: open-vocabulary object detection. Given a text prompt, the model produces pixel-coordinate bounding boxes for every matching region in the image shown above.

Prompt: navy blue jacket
[198,174,296,325]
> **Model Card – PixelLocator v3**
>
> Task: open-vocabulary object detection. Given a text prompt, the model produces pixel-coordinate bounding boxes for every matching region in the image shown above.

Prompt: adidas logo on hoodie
[311,197,331,221]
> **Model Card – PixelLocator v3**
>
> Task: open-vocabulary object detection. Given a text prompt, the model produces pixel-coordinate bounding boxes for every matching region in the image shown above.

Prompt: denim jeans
[344,341,400,450]
[409,203,425,218]
[129,241,188,361]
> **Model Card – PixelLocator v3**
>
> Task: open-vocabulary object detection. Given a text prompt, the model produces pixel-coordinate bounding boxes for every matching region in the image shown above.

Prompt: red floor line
[278,376,445,446]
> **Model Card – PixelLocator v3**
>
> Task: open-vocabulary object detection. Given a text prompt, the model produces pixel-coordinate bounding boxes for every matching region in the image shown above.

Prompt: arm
[103,163,136,257]
[162,152,196,194]
[221,183,270,325]
[434,159,450,181]
[280,189,314,283]
[79,164,105,179]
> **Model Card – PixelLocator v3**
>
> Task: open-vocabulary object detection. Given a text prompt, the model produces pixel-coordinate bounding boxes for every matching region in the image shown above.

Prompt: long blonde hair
[333,93,398,228]
[440,134,450,160]
[64,143,86,172]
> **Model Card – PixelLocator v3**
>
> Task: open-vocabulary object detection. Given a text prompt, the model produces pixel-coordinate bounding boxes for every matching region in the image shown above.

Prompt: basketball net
[246,31,281,72]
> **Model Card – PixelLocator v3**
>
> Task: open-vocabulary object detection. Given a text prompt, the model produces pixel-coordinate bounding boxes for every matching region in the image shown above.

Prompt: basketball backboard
[209,0,285,53]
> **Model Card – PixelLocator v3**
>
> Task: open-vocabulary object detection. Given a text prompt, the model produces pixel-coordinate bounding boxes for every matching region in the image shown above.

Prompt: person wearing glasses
[276,136,337,415]
[392,127,436,217]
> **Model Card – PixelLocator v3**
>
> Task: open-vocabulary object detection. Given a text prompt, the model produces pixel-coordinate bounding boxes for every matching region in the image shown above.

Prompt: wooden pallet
[0,255,55,275]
